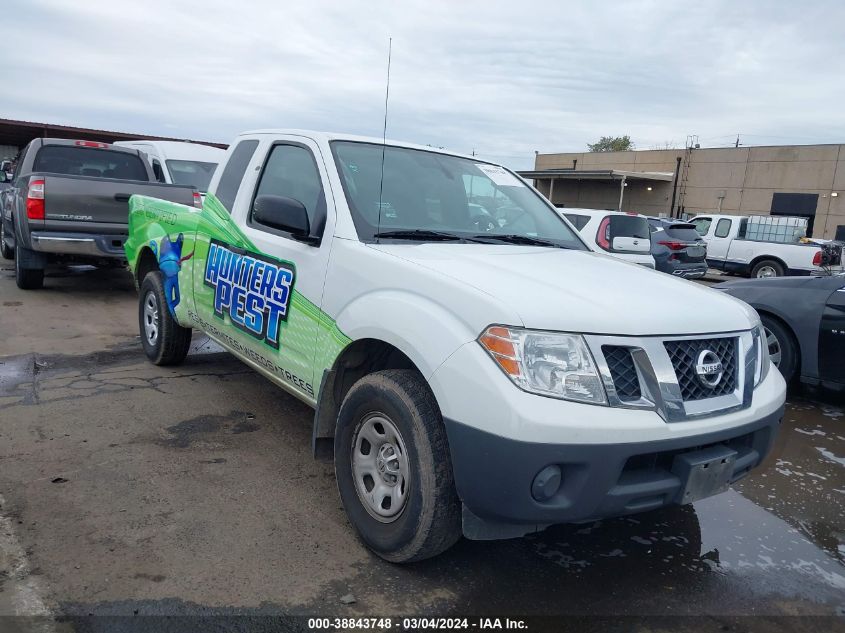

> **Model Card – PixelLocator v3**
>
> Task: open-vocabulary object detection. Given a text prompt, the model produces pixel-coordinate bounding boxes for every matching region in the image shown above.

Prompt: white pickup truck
[124,130,786,562]
[690,213,838,278]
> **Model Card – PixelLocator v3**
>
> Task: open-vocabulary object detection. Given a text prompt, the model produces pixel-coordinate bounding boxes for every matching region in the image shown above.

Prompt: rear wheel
[14,244,44,289]
[751,259,785,278]
[139,271,192,365]
[334,369,461,563]
[761,315,798,383]
[0,220,13,260]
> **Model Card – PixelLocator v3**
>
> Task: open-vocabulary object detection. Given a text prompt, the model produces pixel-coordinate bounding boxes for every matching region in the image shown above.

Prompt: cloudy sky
[3,0,844,169]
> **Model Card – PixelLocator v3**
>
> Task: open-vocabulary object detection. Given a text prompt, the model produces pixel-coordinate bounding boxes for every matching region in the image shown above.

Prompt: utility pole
[735,134,741,148]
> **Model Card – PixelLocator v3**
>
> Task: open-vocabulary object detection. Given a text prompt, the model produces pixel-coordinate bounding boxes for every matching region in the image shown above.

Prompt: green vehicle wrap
[124,194,351,404]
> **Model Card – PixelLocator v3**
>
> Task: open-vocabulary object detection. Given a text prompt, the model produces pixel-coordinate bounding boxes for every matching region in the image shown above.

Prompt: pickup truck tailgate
[42,174,195,230]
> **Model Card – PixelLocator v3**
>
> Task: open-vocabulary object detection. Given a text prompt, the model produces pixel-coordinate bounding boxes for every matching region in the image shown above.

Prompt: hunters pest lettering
[124,130,786,564]
[203,240,294,349]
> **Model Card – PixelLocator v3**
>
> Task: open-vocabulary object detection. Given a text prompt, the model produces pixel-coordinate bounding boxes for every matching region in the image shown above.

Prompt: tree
[587,135,634,152]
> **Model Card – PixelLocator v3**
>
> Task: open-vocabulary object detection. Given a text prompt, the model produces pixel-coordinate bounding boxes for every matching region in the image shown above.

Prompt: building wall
[535,144,845,238]
[0,145,19,161]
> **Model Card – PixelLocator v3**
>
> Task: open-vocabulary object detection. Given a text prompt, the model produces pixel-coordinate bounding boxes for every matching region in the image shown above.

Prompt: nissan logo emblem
[695,350,724,388]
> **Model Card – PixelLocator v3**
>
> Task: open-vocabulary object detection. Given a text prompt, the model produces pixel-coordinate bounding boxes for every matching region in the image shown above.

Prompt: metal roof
[518,168,674,182]
[0,118,227,156]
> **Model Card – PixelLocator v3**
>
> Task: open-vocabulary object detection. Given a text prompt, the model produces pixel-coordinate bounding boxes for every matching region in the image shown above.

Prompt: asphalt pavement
[0,263,843,631]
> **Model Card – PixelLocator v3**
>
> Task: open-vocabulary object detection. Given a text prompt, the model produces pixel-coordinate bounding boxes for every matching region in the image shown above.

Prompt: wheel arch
[312,337,427,461]
[134,246,159,289]
[757,308,803,378]
[749,255,788,276]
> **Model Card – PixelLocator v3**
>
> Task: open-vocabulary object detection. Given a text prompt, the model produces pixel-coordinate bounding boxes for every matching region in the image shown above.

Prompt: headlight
[478,326,607,405]
[754,324,771,386]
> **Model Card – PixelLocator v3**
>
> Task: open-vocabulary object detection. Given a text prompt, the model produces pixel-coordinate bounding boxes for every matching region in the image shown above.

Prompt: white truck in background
[690,214,841,278]
[114,141,225,192]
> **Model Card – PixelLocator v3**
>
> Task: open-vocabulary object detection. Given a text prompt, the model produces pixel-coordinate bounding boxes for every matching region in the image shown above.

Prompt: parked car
[124,129,785,562]
[718,274,845,390]
[646,217,708,279]
[113,140,225,192]
[690,213,840,278]
[561,208,655,268]
[0,138,200,289]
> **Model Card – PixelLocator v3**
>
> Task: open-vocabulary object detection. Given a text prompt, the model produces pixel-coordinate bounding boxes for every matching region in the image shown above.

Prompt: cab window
[714,218,732,238]
[692,217,712,236]
[216,139,259,213]
[151,160,166,183]
[250,143,325,237]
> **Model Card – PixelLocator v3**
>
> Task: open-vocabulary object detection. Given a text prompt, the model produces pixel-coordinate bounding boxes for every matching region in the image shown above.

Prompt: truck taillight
[26,177,46,220]
[75,140,110,148]
[658,240,685,251]
[596,217,611,250]
[812,250,822,266]
[192,191,202,208]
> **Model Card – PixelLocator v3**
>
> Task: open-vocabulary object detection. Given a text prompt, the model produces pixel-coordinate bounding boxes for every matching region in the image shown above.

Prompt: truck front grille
[664,337,738,401]
[602,346,642,401]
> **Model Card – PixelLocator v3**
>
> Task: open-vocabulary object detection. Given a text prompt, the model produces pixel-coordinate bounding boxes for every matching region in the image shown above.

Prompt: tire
[14,244,44,289]
[751,259,785,278]
[138,271,192,366]
[0,219,13,260]
[334,369,461,563]
[761,314,798,383]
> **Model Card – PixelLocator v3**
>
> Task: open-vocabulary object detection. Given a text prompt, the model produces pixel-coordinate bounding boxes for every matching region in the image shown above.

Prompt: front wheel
[761,315,798,383]
[751,259,785,278]
[139,271,192,366]
[334,369,461,563]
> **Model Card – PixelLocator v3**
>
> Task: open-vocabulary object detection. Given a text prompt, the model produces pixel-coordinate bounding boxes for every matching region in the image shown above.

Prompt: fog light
[531,465,562,502]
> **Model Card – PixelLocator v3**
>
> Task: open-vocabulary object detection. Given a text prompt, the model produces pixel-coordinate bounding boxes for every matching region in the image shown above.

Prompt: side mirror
[612,236,651,253]
[253,194,312,240]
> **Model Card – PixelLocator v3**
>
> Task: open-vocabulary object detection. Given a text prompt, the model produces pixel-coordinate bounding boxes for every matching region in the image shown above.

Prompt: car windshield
[330,141,587,249]
[165,160,218,191]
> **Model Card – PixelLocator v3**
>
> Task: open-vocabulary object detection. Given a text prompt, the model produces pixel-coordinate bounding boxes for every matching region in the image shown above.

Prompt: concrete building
[521,144,845,239]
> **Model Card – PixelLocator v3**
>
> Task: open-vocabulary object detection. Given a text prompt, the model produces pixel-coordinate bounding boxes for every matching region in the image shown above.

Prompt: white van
[113,141,225,192]
[561,208,655,268]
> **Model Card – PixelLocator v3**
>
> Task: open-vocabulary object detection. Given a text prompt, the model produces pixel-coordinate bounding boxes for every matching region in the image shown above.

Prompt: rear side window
[215,139,259,212]
[33,145,148,181]
[715,218,732,238]
[564,213,590,231]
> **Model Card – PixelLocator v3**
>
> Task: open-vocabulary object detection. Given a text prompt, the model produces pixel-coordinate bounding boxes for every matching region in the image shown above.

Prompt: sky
[3,0,844,170]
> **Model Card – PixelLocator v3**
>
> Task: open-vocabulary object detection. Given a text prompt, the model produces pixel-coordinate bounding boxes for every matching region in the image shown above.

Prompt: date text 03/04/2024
[307,617,528,630]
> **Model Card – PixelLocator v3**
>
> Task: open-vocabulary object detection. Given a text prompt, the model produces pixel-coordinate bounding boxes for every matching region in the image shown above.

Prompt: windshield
[165,160,218,191]
[330,141,586,249]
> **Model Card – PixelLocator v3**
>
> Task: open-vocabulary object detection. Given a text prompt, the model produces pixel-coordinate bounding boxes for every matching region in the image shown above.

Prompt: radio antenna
[376,37,392,242]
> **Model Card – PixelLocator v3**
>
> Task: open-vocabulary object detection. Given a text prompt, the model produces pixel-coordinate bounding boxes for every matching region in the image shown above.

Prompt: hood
[372,243,757,335]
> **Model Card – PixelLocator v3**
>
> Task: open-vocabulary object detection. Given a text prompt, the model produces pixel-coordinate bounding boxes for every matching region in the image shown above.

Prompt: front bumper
[428,339,786,540]
[445,406,782,539]
[30,231,127,259]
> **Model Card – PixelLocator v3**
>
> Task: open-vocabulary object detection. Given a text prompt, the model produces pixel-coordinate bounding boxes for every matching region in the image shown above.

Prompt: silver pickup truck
[1,138,200,289]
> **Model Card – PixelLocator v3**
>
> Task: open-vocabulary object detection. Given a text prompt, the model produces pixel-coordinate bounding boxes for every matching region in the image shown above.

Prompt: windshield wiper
[374,229,474,242]
[471,234,565,248]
